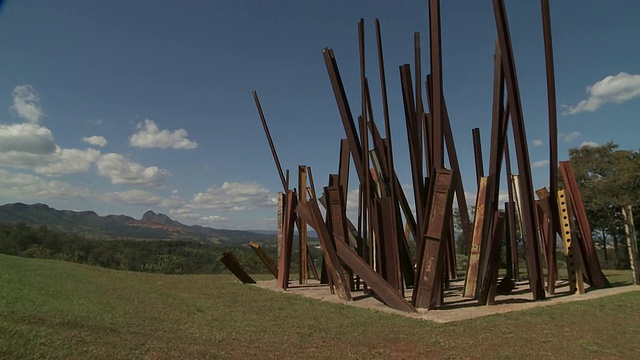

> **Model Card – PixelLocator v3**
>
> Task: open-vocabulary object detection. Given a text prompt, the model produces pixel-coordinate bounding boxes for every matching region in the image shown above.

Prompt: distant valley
[0,203,275,246]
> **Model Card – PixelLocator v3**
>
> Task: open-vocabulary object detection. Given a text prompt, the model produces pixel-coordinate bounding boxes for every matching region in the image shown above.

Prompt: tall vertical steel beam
[493,0,545,300]
[298,166,308,284]
[428,0,444,169]
[472,128,485,186]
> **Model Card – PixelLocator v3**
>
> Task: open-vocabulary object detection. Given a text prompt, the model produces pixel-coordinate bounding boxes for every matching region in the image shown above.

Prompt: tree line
[0,222,280,275]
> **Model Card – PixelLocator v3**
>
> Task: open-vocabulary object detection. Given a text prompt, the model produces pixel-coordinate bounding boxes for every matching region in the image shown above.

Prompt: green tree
[568,142,640,268]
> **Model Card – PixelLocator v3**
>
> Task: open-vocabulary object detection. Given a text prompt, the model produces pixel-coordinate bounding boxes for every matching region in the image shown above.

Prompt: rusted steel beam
[253,91,287,192]
[536,188,557,294]
[375,197,402,292]
[504,201,519,281]
[335,239,416,312]
[504,139,520,281]
[338,139,350,205]
[429,79,472,259]
[298,166,309,284]
[277,190,297,290]
[464,176,490,298]
[472,128,485,186]
[428,0,444,169]
[493,0,545,300]
[248,241,278,279]
[296,198,352,301]
[400,64,425,240]
[221,252,256,284]
[322,48,365,183]
[541,0,561,268]
[559,161,609,288]
[557,189,585,294]
[276,192,284,262]
[413,169,456,309]
[621,205,640,284]
[478,210,505,305]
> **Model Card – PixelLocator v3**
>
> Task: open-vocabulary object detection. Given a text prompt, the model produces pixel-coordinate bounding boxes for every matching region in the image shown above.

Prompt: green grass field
[1,254,639,359]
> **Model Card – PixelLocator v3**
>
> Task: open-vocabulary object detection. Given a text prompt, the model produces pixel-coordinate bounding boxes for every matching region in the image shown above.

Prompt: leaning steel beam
[472,128,485,186]
[298,166,309,284]
[478,210,505,305]
[253,91,288,192]
[557,189,584,294]
[493,0,545,300]
[464,176,490,298]
[248,241,278,279]
[559,161,609,288]
[322,48,365,184]
[413,168,456,309]
[221,252,256,284]
[296,198,352,301]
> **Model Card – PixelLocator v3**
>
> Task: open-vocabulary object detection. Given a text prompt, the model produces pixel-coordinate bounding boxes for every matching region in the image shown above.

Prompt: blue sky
[0,0,638,230]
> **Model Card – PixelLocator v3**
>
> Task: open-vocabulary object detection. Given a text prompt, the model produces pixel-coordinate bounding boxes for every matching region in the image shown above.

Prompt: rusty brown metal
[253,91,287,192]
[428,0,444,169]
[472,128,484,186]
[478,210,505,305]
[464,176,490,298]
[493,0,545,300]
[557,189,584,294]
[559,161,610,288]
[221,252,256,284]
[413,168,456,309]
[298,166,309,284]
[277,190,297,290]
[536,188,557,294]
[621,205,640,284]
[248,241,278,279]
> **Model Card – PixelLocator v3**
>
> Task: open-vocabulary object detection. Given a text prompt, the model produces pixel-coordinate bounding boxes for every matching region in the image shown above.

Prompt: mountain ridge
[0,202,274,246]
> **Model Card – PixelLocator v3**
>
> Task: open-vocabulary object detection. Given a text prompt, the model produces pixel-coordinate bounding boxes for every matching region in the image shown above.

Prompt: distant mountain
[0,203,275,246]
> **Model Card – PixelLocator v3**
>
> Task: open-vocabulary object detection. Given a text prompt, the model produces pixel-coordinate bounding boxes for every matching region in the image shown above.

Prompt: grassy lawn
[1,254,639,359]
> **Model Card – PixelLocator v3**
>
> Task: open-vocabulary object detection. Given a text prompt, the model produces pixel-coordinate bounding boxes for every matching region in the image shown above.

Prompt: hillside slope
[1,255,639,359]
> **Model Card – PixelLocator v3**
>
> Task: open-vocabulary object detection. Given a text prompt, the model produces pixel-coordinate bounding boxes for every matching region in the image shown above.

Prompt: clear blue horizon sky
[0,1,639,230]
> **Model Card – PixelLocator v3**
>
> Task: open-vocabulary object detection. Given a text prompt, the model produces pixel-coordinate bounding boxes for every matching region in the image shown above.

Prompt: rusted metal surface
[248,241,278,279]
[556,189,584,294]
[621,205,640,284]
[493,0,545,300]
[428,0,444,169]
[253,91,288,192]
[277,190,297,290]
[535,188,557,294]
[560,161,609,288]
[220,252,256,284]
[472,128,484,185]
[298,166,309,284]
[478,211,505,305]
[464,176,489,298]
[296,198,352,301]
[413,168,456,309]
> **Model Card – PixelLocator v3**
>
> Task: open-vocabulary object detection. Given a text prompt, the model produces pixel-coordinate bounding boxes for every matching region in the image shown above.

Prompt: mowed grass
[1,254,639,359]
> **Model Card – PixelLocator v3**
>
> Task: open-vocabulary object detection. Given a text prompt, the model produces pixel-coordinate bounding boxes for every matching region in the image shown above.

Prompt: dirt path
[253,279,640,323]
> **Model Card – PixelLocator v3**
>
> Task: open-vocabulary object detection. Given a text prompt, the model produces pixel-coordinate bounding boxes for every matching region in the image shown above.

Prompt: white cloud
[199,215,229,223]
[102,189,162,206]
[130,119,197,149]
[189,181,277,211]
[159,193,184,208]
[532,160,550,168]
[10,85,44,123]
[563,72,640,115]
[562,131,581,143]
[580,141,599,148]
[82,135,107,147]
[0,169,86,199]
[34,146,101,176]
[96,153,170,186]
[0,123,55,154]
[532,139,544,147]
[169,208,200,220]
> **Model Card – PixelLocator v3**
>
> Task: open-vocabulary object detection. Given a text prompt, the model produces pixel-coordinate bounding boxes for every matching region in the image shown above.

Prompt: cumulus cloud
[130,119,197,149]
[82,135,107,147]
[102,189,163,206]
[580,141,599,148]
[34,147,101,176]
[96,153,170,186]
[0,169,86,199]
[169,208,200,220]
[532,160,550,168]
[189,181,276,211]
[199,215,229,223]
[10,85,44,123]
[532,139,544,147]
[563,72,640,115]
[0,123,55,154]
[562,131,581,143]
